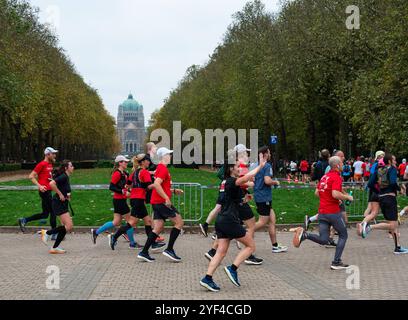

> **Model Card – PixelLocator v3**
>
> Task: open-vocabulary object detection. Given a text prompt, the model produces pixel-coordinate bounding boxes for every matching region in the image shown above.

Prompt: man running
[18,147,58,235]
[137,147,184,262]
[359,154,408,254]
[254,146,288,253]
[293,156,353,270]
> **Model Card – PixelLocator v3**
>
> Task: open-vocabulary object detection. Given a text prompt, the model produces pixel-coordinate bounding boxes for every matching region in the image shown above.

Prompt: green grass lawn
[1,168,407,226]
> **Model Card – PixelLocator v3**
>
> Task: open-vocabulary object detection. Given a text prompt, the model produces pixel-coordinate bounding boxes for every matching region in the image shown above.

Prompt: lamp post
[348,132,353,158]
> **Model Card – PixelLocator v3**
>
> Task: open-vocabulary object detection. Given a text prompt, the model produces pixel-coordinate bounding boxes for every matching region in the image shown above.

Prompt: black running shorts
[52,198,69,216]
[215,218,246,240]
[368,189,380,203]
[256,202,272,216]
[152,203,179,221]
[130,199,148,219]
[113,199,130,215]
[238,203,255,221]
[379,195,398,221]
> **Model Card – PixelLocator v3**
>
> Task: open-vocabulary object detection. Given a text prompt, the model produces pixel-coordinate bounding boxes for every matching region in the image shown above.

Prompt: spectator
[353,156,364,182]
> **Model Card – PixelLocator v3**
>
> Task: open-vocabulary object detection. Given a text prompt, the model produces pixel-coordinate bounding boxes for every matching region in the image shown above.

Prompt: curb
[0,223,360,234]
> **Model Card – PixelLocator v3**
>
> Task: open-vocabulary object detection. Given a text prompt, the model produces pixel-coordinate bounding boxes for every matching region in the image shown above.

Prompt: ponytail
[54,160,71,178]
[132,156,141,173]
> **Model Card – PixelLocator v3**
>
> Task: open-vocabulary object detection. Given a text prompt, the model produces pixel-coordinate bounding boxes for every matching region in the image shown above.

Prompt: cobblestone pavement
[1,226,408,300]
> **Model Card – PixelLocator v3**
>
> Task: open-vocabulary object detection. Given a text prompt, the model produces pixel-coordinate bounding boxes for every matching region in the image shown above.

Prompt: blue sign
[270,135,278,145]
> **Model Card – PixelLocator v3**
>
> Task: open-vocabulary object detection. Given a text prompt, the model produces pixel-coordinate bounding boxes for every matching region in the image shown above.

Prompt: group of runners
[16,143,408,293]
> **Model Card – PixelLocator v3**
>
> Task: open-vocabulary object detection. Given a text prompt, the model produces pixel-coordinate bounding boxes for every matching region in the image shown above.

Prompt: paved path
[1,226,408,300]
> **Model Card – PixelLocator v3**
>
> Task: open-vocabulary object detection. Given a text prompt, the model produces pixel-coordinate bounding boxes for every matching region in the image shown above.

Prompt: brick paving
[1,226,408,300]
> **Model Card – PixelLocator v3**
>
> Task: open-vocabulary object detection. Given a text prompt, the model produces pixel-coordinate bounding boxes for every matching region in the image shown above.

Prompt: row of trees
[148,0,408,161]
[0,0,120,163]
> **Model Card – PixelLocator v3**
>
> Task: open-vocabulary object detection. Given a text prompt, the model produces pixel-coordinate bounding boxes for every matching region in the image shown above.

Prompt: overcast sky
[29,0,281,125]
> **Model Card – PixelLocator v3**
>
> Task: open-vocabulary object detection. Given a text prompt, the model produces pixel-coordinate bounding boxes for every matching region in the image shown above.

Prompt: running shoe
[293,227,305,248]
[49,247,66,254]
[272,244,288,253]
[244,255,263,265]
[152,242,166,252]
[400,210,406,217]
[199,223,209,237]
[108,234,117,250]
[205,249,216,261]
[325,239,337,248]
[362,223,371,239]
[200,277,220,292]
[162,249,182,262]
[235,240,242,250]
[137,251,155,262]
[129,242,144,250]
[304,215,310,231]
[224,266,240,287]
[211,233,217,240]
[40,230,50,245]
[51,234,58,241]
[394,247,408,255]
[91,229,98,244]
[156,236,165,243]
[330,261,351,270]
[18,218,26,233]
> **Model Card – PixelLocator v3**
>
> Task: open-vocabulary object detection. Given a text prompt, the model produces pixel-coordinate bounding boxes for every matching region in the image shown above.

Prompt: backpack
[377,166,391,189]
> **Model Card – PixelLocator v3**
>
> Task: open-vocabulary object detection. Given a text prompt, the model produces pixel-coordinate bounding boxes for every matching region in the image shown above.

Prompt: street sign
[270,135,278,145]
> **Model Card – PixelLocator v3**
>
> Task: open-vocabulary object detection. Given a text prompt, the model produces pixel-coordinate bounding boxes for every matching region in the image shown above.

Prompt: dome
[120,94,142,111]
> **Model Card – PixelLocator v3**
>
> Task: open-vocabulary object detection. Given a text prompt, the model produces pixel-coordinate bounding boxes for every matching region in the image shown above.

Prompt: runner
[293,156,353,270]
[254,146,288,253]
[342,161,352,182]
[359,154,408,254]
[40,160,74,254]
[357,151,385,236]
[18,147,58,235]
[300,159,309,183]
[107,154,165,251]
[363,158,371,181]
[353,156,364,183]
[91,155,135,246]
[137,147,184,262]
[199,152,266,292]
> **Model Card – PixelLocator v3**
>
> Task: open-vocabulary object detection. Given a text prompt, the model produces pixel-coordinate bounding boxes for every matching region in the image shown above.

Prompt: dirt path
[0,170,30,183]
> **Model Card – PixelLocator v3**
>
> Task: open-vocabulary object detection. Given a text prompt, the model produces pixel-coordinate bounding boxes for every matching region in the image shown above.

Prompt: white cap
[115,155,130,163]
[403,159,407,164]
[233,144,251,153]
[375,150,385,160]
[44,147,58,155]
[157,147,173,159]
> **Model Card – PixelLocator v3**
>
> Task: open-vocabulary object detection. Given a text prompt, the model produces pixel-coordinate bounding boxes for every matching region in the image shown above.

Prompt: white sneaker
[235,240,242,250]
[49,247,66,254]
[272,244,288,253]
[40,230,50,245]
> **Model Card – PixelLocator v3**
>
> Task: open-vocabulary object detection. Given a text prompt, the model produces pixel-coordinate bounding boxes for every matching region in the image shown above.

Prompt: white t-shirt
[353,161,364,174]
[290,162,297,171]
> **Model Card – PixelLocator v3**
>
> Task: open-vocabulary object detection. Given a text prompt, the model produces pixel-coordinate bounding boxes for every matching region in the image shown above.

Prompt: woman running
[40,160,74,254]
[91,155,135,247]
[108,154,165,251]
[200,152,266,292]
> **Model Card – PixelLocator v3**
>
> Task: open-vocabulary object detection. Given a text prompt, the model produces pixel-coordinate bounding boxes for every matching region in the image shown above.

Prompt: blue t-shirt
[254,162,273,203]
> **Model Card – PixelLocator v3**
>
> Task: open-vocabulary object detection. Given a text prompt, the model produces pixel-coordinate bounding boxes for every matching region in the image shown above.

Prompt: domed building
[116,94,146,155]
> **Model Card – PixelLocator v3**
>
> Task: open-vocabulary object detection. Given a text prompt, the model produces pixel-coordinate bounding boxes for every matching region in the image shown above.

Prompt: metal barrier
[0,183,204,224]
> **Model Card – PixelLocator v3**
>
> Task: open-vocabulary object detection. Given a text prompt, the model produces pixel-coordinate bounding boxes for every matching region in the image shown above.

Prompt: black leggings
[25,191,57,229]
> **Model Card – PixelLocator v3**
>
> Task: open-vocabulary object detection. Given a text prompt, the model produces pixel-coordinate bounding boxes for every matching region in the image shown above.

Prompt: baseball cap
[403,159,407,164]
[233,144,251,153]
[375,150,385,160]
[44,147,58,155]
[115,155,130,163]
[157,147,173,159]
